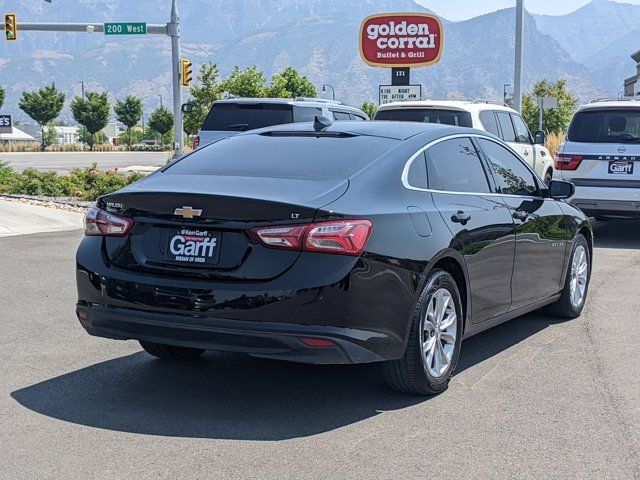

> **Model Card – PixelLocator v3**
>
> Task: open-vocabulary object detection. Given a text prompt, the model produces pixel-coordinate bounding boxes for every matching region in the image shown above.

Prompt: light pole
[513,0,525,112]
[79,81,85,100]
[322,84,335,101]
[158,94,163,108]
[503,83,510,106]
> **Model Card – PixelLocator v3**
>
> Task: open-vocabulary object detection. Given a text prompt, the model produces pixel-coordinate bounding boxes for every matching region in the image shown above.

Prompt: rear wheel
[545,234,590,319]
[383,269,463,395]
[544,170,553,186]
[139,341,204,361]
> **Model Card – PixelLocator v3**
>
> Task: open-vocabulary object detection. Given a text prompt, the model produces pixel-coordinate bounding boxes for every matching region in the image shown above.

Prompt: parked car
[76,120,592,395]
[193,97,369,149]
[556,100,640,220]
[375,100,555,184]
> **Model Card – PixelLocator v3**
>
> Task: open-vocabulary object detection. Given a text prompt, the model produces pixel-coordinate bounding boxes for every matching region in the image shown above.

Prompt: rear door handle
[451,211,471,225]
[513,210,529,221]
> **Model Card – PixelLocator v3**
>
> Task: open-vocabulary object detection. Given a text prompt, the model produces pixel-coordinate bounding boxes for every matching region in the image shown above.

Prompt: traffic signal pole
[169,0,183,157]
[1,2,185,157]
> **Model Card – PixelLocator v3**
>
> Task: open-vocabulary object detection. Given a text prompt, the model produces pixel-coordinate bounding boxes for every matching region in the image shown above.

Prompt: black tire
[544,234,591,319]
[544,170,553,186]
[139,341,204,361]
[383,269,464,395]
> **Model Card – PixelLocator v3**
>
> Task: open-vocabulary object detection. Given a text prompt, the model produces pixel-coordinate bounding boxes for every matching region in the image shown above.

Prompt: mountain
[533,0,640,64]
[0,0,630,124]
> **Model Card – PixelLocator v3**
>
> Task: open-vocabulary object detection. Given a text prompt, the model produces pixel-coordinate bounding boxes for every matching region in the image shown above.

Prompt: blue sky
[416,0,640,20]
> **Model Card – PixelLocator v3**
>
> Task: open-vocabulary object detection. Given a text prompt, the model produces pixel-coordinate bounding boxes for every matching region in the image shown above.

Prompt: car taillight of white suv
[555,101,640,220]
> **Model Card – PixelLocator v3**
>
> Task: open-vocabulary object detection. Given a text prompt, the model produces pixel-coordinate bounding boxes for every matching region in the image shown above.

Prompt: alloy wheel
[422,288,457,378]
[569,245,588,308]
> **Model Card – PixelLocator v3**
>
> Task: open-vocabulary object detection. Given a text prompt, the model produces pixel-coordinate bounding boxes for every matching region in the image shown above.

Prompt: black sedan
[76,119,592,395]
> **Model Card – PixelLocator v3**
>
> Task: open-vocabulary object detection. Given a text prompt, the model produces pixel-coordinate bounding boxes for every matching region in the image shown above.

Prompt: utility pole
[169,0,183,157]
[513,0,525,112]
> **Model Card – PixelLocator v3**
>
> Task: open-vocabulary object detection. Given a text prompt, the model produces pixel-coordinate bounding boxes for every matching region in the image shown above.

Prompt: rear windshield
[165,133,399,180]
[202,103,293,131]
[567,109,640,143]
[375,108,473,127]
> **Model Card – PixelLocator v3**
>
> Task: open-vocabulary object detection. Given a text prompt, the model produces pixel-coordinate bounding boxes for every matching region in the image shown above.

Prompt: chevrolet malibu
[76,120,592,395]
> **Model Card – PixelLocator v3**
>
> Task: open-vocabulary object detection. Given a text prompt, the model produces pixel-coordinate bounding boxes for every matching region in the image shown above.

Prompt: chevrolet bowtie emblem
[174,206,202,219]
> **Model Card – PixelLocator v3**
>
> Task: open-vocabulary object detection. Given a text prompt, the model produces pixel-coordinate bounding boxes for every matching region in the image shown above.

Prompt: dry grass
[545,132,565,156]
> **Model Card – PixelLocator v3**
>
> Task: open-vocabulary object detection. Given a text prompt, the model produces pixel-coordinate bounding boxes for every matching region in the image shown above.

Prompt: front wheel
[383,269,464,395]
[545,234,590,319]
[544,170,553,186]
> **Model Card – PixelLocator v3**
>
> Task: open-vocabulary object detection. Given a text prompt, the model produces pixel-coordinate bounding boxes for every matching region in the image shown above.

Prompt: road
[1,151,169,174]
[1,221,639,479]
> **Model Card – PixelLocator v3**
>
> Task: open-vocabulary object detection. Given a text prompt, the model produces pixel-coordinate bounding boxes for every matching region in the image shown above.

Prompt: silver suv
[194,98,369,149]
[556,100,640,219]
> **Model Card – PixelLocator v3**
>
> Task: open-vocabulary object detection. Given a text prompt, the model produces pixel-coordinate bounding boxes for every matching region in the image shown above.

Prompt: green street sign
[104,22,147,35]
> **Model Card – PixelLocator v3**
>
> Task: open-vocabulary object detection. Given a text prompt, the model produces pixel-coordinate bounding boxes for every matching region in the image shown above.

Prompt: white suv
[375,100,555,183]
[556,100,640,219]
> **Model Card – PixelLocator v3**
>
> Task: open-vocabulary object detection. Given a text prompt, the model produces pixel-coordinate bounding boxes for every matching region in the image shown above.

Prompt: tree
[43,123,58,148]
[184,62,223,135]
[522,79,577,135]
[70,91,110,151]
[148,106,173,146]
[114,95,143,150]
[360,101,378,119]
[0,86,4,110]
[18,83,65,151]
[267,67,316,98]
[222,65,267,98]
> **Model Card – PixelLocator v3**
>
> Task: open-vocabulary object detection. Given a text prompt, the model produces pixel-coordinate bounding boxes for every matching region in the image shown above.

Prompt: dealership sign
[359,13,444,68]
[379,85,422,104]
[0,115,12,134]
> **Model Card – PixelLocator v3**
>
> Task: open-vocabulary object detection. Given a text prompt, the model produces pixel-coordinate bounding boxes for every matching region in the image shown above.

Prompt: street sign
[360,14,444,68]
[104,22,147,35]
[538,96,558,109]
[0,114,12,134]
[379,84,422,104]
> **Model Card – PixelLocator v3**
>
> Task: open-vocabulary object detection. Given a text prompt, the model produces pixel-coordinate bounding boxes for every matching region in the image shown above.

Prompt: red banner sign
[359,13,444,68]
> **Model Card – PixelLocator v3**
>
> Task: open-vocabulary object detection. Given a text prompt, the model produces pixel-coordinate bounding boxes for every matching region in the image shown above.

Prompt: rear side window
[567,109,640,143]
[351,114,367,121]
[496,112,516,143]
[406,152,428,189]
[202,103,293,131]
[375,108,473,127]
[511,114,532,144]
[478,139,538,196]
[293,107,322,122]
[426,138,490,193]
[332,111,351,120]
[165,133,398,180]
[479,111,500,137]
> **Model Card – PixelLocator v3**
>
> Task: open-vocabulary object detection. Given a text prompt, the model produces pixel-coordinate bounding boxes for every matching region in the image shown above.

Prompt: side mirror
[534,130,546,145]
[549,180,575,200]
[181,103,194,113]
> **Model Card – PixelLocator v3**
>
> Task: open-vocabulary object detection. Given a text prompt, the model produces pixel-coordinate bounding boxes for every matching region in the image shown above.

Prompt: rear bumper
[569,197,640,218]
[75,237,418,364]
[76,304,386,364]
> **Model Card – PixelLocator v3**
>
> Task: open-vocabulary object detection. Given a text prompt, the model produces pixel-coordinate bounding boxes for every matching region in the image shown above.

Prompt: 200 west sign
[359,13,444,68]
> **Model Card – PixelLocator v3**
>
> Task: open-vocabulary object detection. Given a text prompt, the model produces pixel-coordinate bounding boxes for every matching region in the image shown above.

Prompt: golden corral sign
[359,13,444,68]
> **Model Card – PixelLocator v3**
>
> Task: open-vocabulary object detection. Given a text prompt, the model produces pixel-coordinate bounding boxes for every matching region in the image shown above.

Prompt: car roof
[577,100,640,112]
[213,97,365,112]
[240,120,490,141]
[377,100,515,114]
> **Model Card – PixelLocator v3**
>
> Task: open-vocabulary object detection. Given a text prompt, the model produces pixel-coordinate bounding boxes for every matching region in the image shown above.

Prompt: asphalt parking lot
[1,221,639,479]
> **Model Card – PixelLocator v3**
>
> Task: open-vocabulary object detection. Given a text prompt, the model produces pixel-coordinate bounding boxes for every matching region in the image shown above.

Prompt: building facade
[624,50,640,98]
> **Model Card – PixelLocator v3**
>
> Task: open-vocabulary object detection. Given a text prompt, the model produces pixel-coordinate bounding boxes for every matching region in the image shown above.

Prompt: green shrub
[0,162,145,200]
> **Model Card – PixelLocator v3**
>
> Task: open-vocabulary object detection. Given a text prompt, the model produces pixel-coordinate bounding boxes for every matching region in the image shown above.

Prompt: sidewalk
[0,199,83,237]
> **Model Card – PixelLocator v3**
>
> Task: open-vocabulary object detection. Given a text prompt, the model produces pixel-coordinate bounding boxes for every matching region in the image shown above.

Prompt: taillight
[193,135,200,149]
[84,206,134,237]
[555,154,583,170]
[251,220,372,256]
